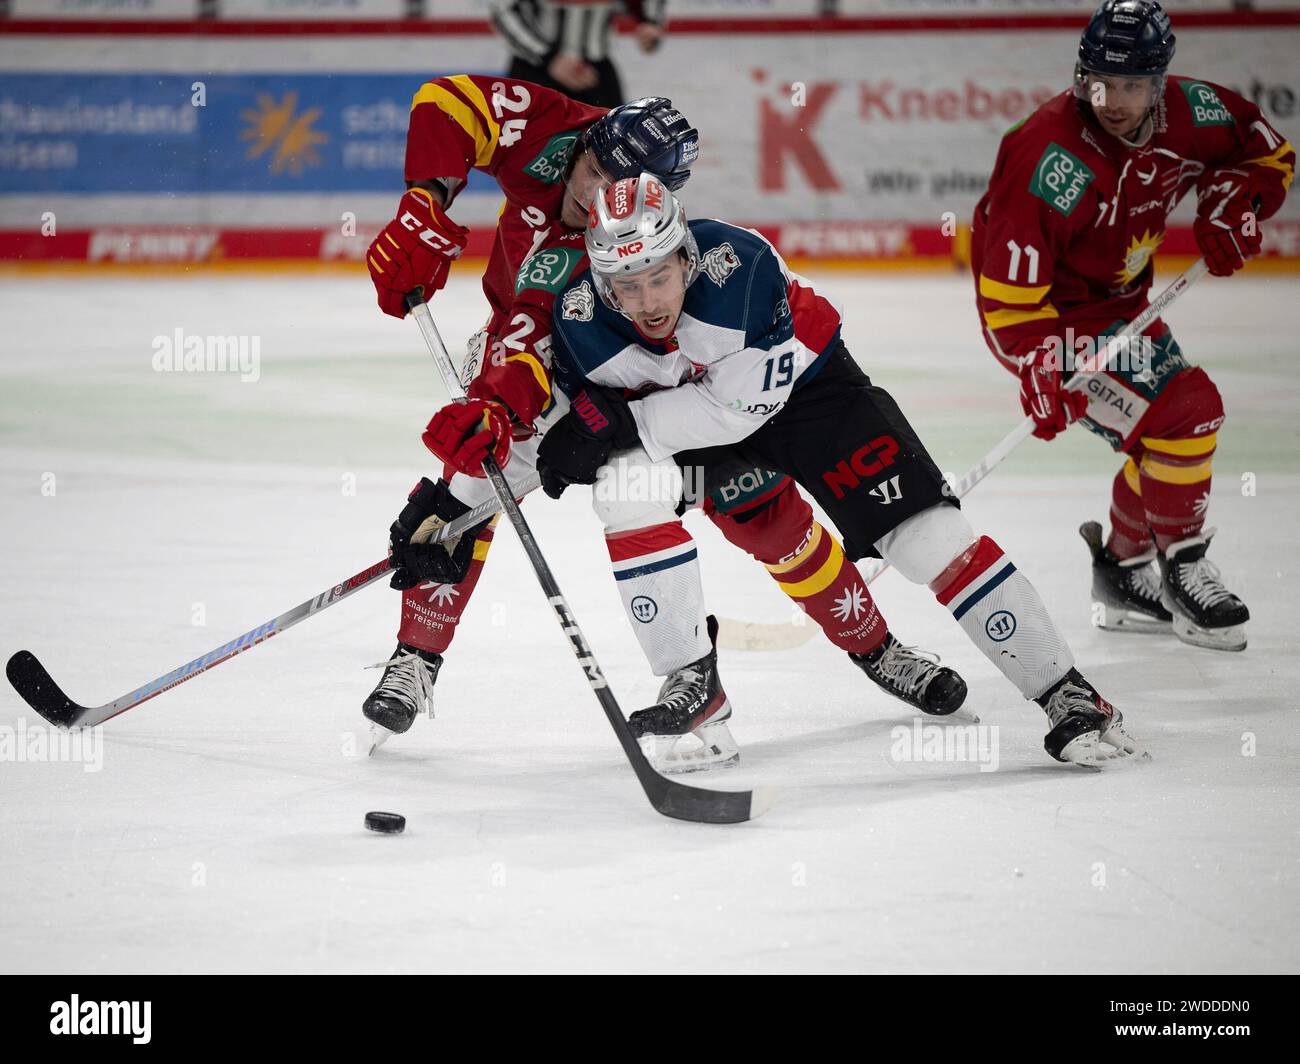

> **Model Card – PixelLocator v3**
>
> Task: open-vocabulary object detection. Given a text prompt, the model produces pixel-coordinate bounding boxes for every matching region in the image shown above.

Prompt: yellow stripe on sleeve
[505,352,552,401]
[978,274,1053,305]
[982,304,1060,330]
[410,81,498,168]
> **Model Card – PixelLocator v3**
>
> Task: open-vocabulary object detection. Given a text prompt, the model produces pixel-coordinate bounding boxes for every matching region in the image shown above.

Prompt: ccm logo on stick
[821,435,900,500]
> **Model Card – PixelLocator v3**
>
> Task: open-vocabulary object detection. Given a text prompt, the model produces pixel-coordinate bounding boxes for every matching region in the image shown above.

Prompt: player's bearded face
[1084,73,1159,139]
[562,150,612,229]
[610,257,688,340]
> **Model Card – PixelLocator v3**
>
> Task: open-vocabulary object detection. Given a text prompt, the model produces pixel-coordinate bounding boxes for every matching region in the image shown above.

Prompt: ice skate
[1038,668,1149,766]
[849,634,974,722]
[1079,521,1172,633]
[1159,529,1249,652]
[627,617,738,775]
[363,643,443,754]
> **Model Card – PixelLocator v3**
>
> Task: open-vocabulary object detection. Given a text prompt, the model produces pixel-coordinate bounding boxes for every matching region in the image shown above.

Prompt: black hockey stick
[3,470,541,730]
[406,292,772,824]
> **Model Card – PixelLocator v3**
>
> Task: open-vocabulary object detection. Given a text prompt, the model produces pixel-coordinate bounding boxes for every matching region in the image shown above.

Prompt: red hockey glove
[467,354,551,433]
[367,188,470,318]
[1194,172,1263,277]
[422,399,512,478]
[1019,342,1089,441]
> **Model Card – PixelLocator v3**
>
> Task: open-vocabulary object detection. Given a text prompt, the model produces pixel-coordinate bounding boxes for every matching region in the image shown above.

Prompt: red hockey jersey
[404,74,606,334]
[971,76,1294,369]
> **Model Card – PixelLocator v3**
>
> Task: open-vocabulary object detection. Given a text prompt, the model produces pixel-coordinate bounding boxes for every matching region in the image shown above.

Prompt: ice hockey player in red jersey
[972,1,1293,652]
[362,78,968,756]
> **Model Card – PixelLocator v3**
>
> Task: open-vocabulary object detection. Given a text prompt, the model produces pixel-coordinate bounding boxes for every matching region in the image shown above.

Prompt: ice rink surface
[1,269,1297,973]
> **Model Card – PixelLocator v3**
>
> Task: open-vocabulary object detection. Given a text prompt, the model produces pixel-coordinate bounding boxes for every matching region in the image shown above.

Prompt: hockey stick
[731,260,1210,649]
[406,293,772,824]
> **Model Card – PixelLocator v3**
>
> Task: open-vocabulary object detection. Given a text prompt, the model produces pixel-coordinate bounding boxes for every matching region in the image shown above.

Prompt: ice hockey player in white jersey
[534,175,1150,768]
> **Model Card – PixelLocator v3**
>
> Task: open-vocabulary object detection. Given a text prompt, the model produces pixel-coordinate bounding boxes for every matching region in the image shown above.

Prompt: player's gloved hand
[467,354,551,437]
[536,387,639,499]
[387,477,485,590]
[1194,173,1263,277]
[367,187,470,318]
[421,399,512,479]
[1018,342,1088,441]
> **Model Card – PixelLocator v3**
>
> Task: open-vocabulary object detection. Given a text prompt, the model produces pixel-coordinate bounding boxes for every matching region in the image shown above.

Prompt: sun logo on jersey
[1114,229,1165,287]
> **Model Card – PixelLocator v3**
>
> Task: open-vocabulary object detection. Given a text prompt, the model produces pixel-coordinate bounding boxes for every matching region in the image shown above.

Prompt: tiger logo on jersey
[561,280,595,322]
[701,243,741,286]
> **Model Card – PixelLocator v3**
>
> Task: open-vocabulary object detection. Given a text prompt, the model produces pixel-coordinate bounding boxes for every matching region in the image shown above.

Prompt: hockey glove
[1019,341,1088,441]
[387,477,486,590]
[422,399,513,479]
[367,188,470,318]
[536,387,640,499]
[1194,173,1263,277]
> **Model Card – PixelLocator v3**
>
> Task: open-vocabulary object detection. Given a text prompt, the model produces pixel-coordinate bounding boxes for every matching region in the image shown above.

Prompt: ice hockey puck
[364,811,406,834]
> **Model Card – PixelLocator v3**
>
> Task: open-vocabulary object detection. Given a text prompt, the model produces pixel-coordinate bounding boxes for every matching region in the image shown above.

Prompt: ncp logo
[821,435,900,500]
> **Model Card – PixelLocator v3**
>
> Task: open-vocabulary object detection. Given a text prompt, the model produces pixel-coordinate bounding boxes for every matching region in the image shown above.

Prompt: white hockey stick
[731,260,1209,649]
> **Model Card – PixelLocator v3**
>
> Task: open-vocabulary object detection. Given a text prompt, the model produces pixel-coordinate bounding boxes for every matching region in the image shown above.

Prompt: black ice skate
[1158,529,1249,652]
[1079,521,1172,633]
[849,634,970,719]
[1037,668,1148,766]
[363,643,443,754]
[627,616,738,775]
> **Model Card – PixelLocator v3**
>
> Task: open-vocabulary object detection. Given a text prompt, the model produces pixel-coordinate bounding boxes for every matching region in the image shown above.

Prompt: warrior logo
[561,280,595,322]
[630,596,658,623]
[985,610,1017,642]
[869,475,903,505]
[701,243,741,286]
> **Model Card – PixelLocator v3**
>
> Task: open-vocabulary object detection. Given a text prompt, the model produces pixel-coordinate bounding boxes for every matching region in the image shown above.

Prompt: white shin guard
[877,505,1074,701]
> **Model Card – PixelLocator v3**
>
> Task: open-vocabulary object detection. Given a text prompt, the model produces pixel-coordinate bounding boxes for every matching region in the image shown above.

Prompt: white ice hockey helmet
[585,174,700,310]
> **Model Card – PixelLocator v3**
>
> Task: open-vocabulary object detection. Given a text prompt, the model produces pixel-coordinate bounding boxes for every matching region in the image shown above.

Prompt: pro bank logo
[50,995,151,1044]
[1029,142,1094,218]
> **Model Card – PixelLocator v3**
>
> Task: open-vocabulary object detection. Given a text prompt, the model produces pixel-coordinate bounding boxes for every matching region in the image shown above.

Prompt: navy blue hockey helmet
[579,97,699,191]
[1077,0,1176,78]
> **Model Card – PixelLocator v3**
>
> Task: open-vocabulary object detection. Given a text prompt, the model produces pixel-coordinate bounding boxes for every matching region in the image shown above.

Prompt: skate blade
[638,720,740,775]
[368,723,395,756]
[1172,616,1247,652]
[715,617,817,652]
[1095,610,1172,635]
[926,704,980,725]
[1059,723,1152,767]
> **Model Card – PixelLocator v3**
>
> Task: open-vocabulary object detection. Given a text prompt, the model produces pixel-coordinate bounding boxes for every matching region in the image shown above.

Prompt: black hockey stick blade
[649,773,777,824]
[6,651,89,728]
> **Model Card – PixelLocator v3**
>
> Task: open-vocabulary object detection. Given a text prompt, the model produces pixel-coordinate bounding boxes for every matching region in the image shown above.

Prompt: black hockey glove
[536,386,641,499]
[387,477,488,590]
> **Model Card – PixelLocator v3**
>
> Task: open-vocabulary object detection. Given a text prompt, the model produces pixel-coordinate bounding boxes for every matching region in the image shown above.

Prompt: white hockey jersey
[550,219,844,461]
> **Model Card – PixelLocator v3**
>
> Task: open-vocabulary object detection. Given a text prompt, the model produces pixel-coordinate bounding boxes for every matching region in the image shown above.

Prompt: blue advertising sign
[0,73,502,194]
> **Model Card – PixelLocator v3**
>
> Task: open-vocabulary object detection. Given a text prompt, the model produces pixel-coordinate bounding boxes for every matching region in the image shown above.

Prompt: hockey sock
[397,519,497,654]
[606,521,711,676]
[1106,457,1155,560]
[930,536,1075,701]
[1138,433,1216,550]
[708,482,887,654]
